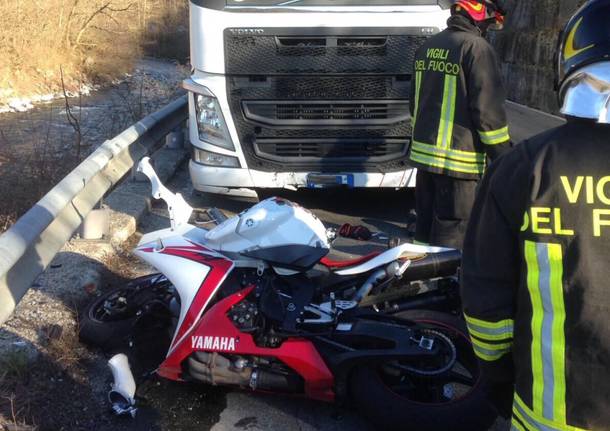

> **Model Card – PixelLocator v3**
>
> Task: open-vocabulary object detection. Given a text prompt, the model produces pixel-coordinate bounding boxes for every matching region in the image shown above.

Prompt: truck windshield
[227,1,439,6]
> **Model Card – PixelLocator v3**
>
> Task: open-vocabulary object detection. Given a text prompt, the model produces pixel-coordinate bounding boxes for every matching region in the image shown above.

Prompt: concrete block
[78,208,110,240]
[165,128,185,149]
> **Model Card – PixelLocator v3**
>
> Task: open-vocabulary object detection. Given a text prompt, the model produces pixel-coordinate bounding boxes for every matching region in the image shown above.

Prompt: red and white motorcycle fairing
[135,237,335,401]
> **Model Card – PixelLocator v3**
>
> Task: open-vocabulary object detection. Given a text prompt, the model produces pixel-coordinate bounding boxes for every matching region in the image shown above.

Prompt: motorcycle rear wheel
[350,310,496,431]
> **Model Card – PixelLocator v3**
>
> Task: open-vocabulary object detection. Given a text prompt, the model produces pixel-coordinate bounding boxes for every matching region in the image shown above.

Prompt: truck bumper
[189,160,417,197]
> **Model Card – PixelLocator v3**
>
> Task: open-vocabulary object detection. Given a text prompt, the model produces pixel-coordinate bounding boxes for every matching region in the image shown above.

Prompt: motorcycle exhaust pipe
[250,369,304,393]
[354,260,409,302]
[353,269,387,302]
[400,250,461,282]
[187,352,304,393]
[354,250,460,303]
[108,354,137,418]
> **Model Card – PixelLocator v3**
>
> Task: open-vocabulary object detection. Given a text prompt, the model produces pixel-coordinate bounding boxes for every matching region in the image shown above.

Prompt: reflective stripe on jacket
[409,15,510,179]
[462,121,610,430]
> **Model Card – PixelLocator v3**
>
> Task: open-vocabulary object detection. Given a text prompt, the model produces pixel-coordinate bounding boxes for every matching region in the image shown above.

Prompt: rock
[7,98,34,112]
[78,268,102,297]
[39,324,63,346]
[46,324,63,341]
[491,0,587,114]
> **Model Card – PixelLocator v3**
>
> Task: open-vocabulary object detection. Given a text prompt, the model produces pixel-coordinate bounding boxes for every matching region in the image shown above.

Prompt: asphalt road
[134,101,564,431]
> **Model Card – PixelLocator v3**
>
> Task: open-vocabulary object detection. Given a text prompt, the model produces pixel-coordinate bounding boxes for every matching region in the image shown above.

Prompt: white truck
[184,0,451,197]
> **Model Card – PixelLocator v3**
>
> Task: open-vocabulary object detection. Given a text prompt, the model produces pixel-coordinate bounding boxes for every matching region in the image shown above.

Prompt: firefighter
[409,0,512,249]
[461,0,610,428]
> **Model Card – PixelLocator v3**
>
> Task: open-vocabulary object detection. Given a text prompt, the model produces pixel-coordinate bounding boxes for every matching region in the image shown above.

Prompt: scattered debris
[108,354,137,418]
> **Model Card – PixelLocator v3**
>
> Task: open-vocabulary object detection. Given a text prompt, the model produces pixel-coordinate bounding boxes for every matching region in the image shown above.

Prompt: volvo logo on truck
[229,28,264,36]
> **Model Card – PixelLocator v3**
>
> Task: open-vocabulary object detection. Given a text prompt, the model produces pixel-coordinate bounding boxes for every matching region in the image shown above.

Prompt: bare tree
[60,66,82,160]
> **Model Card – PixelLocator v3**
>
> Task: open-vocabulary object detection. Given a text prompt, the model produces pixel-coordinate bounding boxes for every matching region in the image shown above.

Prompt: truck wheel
[350,310,497,431]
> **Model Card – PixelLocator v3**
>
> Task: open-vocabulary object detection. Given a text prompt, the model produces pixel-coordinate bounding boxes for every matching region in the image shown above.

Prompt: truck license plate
[306,174,355,189]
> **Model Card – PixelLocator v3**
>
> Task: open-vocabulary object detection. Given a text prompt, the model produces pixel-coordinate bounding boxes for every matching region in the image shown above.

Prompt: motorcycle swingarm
[317,319,438,372]
[313,319,441,402]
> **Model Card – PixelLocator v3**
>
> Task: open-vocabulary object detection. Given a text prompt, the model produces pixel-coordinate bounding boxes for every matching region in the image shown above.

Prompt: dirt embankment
[0,58,188,232]
[0,2,190,231]
[0,0,188,112]
[0,1,190,220]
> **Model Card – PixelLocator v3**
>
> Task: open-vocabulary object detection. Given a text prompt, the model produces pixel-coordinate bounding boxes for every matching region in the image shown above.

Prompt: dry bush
[0,0,188,103]
[142,0,190,61]
[0,350,33,428]
[0,0,188,231]
[0,111,78,230]
[0,150,75,229]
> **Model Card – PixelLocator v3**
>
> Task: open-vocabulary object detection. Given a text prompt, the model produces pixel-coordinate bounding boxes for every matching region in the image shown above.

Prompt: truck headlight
[192,147,240,168]
[194,94,234,150]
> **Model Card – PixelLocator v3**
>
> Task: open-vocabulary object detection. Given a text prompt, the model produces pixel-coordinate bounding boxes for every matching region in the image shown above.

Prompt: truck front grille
[223,27,433,173]
[242,101,410,126]
[232,75,411,99]
[254,139,407,162]
[226,75,413,172]
[224,29,428,75]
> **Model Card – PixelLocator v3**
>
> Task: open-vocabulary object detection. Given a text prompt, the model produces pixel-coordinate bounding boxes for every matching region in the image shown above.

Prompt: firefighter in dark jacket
[462,1,610,429]
[409,0,511,249]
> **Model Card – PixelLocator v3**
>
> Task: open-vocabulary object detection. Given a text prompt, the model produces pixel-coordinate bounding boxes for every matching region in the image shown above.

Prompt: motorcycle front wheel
[350,310,497,431]
[79,273,174,351]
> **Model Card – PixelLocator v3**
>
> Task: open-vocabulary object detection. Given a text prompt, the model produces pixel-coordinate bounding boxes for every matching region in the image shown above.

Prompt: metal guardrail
[0,95,188,324]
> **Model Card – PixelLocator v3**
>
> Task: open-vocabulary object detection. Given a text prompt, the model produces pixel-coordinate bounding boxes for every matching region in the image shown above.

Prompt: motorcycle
[80,157,496,431]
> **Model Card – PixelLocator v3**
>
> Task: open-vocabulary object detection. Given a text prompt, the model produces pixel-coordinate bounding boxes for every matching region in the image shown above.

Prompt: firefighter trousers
[414,169,478,249]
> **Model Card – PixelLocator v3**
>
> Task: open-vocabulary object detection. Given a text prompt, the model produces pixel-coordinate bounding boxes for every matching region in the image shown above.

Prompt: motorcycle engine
[226,274,303,348]
[227,299,258,332]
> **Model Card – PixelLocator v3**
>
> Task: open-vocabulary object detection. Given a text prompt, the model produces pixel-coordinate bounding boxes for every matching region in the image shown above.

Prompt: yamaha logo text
[191,335,237,351]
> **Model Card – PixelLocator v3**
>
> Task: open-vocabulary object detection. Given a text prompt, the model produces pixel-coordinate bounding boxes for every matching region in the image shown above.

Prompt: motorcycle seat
[319,249,428,275]
[319,251,382,270]
[305,245,459,292]
[331,243,453,276]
